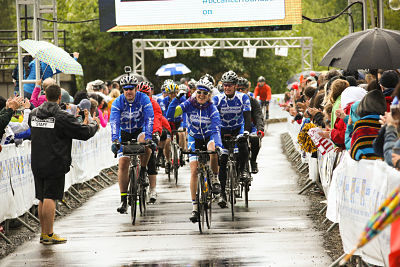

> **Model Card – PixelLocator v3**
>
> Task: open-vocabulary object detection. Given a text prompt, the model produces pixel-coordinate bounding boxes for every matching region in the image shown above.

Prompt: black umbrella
[320,28,400,70]
[113,73,148,83]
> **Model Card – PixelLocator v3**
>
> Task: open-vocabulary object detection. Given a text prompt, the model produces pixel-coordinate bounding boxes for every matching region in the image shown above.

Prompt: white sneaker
[149,190,157,203]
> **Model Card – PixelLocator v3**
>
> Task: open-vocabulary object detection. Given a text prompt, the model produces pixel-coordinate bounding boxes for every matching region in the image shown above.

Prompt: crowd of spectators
[283,68,400,168]
[0,76,121,149]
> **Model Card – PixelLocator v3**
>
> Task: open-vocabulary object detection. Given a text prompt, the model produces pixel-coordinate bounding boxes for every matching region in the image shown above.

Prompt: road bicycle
[120,140,150,225]
[182,149,216,233]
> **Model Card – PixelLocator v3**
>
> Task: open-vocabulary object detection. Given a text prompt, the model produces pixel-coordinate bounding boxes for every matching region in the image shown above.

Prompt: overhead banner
[99,0,302,32]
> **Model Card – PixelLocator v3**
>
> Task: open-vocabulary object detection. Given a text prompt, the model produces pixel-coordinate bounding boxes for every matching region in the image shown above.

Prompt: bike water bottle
[204,176,208,193]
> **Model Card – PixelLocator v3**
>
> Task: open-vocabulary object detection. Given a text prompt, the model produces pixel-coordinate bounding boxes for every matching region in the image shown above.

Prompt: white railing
[0,126,117,224]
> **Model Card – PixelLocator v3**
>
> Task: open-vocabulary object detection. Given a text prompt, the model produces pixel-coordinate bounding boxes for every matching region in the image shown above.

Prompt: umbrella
[156,63,191,76]
[340,186,400,265]
[113,73,148,83]
[19,39,83,76]
[286,70,320,85]
[320,28,400,70]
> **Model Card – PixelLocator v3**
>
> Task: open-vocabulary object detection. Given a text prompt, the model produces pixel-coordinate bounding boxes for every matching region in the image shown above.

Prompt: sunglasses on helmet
[122,85,137,91]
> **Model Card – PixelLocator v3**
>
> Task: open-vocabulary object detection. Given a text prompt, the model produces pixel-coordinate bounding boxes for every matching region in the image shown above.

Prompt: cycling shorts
[160,128,171,142]
[187,135,214,162]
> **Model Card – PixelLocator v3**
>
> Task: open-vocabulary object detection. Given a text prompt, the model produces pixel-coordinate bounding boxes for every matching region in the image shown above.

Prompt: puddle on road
[124,257,260,266]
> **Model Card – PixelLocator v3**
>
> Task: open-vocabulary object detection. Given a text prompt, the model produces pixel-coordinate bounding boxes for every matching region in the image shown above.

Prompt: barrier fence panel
[0,126,117,224]
[286,120,400,266]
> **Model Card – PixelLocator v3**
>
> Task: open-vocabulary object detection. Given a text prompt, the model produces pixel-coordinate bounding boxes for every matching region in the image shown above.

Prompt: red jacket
[385,96,393,113]
[254,83,272,101]
[161,116,171,133]
[331,117,346,148]
[150,98,163,135]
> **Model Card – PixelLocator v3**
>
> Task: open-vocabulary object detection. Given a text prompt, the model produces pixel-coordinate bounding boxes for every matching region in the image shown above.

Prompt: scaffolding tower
[16,0,58,97]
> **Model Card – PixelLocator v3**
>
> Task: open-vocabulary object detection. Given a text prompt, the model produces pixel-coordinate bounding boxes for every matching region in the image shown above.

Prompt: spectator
[23,52,79,99]
[329,79,350,129]
[28,83,99,245]
[350,90,386,160]
[30,78,57,107]
[0,96,22,138]
[73,91,89,106]
[380,70,399,112]
[61,89,73,104]
[366,80,380,92]
[376,83,400,167]
[107,89,120,114]
[1,98,31,145]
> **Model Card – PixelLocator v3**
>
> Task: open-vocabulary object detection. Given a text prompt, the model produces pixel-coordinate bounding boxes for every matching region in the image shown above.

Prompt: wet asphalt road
[0,122,331,266]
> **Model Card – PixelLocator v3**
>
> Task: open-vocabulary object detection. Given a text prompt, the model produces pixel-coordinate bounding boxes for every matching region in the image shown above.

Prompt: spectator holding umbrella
[28,84,99,245]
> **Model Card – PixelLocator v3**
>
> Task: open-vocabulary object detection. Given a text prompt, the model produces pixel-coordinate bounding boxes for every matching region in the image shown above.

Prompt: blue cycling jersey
[164,95,186,122]
[212,92,251,131]
[155,95,166,115]
[166,97,222,148]
[110,92,154,141]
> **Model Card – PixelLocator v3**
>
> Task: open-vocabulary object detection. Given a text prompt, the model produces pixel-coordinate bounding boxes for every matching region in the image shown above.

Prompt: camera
[124,66,132,74]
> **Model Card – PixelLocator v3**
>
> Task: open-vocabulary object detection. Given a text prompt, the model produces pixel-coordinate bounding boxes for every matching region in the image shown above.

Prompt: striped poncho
[350,114,383,161]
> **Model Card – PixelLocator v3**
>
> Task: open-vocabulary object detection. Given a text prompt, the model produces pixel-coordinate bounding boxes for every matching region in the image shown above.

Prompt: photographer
[28,84,99,245]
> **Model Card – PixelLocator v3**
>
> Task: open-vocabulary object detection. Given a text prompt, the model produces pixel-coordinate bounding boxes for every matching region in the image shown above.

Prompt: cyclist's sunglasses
[122,85,137,91]
[223,83,235,87]
[237,87,246,91]
[196,90,209,96]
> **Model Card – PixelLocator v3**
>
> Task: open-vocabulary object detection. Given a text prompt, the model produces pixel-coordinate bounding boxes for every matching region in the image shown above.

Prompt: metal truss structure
[132,37,313,76]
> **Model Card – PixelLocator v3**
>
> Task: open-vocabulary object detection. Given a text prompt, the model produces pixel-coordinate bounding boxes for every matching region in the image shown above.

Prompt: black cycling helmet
[200,73,216,86]
[221,70,238,84]
[237,77,249,89]
[257,76,266,82]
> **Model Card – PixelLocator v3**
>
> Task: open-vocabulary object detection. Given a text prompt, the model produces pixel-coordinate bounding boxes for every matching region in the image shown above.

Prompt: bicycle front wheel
[173,145,179,185]
[197,177,204,233]
[227,162,235,221]
[139,184,147,216]
[204,171,212,229]
[129,167,138,225]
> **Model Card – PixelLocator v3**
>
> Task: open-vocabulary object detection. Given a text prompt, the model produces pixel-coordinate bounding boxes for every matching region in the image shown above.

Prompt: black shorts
[34,174,65,201]
[147,150,157,175]
[160,128,170,142]
[121,129,143,143]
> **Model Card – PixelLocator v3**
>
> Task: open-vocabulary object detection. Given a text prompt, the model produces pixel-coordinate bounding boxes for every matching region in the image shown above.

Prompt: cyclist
[110,75,154,214]
[136,81,162,203]
[163,82,187,170]
[237,77,264,174]
[254,76,271,120]
[187,79,196,97]
[167,78,222,222]
[213,70,252,208]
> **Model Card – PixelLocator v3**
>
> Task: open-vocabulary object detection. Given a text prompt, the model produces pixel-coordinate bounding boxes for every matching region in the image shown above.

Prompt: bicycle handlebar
[171,130,186,134]
[181,149,217,155]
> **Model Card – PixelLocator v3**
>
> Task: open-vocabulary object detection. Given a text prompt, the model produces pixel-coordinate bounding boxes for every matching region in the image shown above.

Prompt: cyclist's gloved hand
[177,90,186,99]
[145,139,157,151]
[215,146,223,157]
[152,132,160,145]
[111,140,121,157]
[257,130,264,138]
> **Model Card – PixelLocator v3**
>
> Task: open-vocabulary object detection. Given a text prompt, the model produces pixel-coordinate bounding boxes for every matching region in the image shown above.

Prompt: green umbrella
[19,39,83,76]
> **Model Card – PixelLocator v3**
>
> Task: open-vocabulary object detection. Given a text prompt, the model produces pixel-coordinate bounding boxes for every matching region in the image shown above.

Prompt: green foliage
[2,0,400,93]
